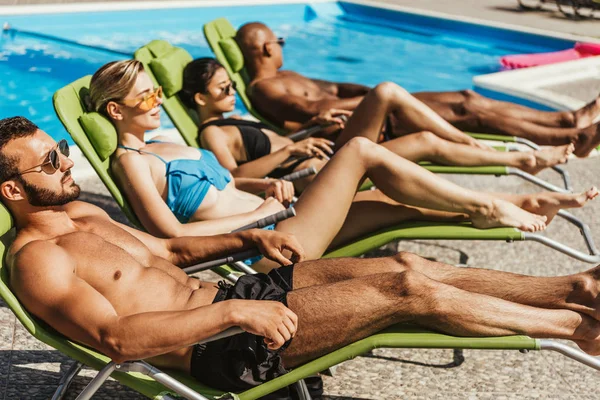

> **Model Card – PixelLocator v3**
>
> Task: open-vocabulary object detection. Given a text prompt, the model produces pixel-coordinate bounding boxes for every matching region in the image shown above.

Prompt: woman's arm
[201,125,293,179]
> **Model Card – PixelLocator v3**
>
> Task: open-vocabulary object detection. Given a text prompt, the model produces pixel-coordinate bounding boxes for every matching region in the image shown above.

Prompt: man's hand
[229,299,299,350]
[288,137,335,160]
[264,179,295,204]
[250,229,305,266]
[310,108,352,129]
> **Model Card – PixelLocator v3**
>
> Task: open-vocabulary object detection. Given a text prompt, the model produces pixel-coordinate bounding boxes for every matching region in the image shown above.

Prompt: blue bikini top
[118,140,232,223]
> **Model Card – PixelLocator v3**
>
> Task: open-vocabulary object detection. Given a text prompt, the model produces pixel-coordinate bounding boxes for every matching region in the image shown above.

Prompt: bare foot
[518,143,574,175]
[574,94,600,129]
[470,199,547,232]
[573,122,600,158]
[519,187,598,224]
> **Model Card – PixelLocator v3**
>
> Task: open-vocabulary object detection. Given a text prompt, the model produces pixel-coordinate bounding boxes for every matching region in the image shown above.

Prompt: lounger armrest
[232,207,296,232]
[287,125,324,142]
[280,166,317,182]
[182,249,261,274]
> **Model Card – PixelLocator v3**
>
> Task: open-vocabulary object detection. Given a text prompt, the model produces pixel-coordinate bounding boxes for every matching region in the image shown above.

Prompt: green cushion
[145,39,173,58]
[149,48,193,98]
[219,37,244,73]
[78,113,118,161]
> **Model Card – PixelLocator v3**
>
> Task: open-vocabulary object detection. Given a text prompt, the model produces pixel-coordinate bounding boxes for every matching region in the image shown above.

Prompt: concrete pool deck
[1,1,600,399]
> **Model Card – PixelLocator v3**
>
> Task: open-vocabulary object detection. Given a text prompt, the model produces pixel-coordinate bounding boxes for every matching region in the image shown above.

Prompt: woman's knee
[342,136,379,160]
[372,81,409,103]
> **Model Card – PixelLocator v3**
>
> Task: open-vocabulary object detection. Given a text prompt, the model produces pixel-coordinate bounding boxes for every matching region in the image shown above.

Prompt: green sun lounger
[200,18,572,192]
[53,76,600,264]
[52,76,242,282]
[2,203,600,399]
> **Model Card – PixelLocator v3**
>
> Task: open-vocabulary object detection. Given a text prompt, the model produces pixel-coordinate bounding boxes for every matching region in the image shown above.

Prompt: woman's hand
[264,179,295,204]
[309,108,352,129]
[288,137,335,160]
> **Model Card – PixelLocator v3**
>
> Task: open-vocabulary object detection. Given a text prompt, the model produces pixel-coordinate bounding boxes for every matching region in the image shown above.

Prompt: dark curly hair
[181,57,224,108]
[0,116,40,183]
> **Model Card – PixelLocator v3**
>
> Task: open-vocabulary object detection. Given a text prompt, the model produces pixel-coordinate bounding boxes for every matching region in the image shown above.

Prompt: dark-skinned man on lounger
[236,22,600,157]
[4,116,600,398]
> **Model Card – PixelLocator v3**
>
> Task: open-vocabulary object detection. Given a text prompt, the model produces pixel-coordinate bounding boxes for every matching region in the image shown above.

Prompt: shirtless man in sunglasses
[236,22,600,157]
[4,116,600,398]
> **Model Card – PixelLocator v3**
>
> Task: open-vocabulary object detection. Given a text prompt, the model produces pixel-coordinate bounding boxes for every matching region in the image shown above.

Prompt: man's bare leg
[281,267,599,366]
[290,254,600,319]
[273,137,548,262]
[413,90,577,127]
[381,131,573,175]
[411,90,600,156]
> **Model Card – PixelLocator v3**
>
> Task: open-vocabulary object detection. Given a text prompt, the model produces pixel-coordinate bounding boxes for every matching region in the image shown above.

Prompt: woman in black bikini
[183,58,574,192]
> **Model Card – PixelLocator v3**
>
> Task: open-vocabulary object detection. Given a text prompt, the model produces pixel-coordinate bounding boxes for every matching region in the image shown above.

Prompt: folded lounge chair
[201,18,575,192]
[2,203,600,400]
[53,76,600,264]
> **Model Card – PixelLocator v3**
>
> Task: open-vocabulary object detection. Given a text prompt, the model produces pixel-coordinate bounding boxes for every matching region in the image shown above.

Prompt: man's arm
[252,81,364,131]
[11,242,298,362]
[312,79,371,98]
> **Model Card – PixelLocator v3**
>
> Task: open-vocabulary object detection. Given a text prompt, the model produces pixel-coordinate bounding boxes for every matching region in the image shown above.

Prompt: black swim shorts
[190,265,301,398]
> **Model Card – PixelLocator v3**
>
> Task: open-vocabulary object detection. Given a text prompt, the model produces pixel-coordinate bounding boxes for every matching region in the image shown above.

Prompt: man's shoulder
[63,201,108,219]
[9,237,64,279]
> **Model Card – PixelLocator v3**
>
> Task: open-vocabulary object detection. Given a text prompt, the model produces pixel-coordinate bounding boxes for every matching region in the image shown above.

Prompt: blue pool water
[0,2,574,142]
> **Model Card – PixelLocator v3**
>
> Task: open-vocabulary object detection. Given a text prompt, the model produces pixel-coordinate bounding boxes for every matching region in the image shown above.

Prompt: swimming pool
[0,1,577,142]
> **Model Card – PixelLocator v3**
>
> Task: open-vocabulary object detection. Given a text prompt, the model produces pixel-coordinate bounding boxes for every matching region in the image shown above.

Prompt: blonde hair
[88,59,144,117]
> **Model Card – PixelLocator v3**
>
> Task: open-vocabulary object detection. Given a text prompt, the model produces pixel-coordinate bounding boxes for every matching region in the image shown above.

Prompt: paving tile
[0,300,15,351]
[408,348,574,395]
[322,349,440,398]
[0,350,12,395]
[62,377,146,399]
[12,320,54,352]
[537,341,599,396]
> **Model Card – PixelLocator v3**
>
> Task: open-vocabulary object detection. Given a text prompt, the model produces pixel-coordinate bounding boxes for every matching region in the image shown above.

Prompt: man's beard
[19,173,81,207]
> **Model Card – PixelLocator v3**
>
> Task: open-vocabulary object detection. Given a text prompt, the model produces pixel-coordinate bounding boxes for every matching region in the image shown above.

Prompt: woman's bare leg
[494,187,599,224]
[335,82,478,148]
[282,267,598,366]
[275,137,547,260]
[381,130,573,174]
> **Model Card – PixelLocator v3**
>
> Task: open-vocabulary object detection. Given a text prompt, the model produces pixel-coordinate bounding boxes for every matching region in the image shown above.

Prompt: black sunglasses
[13,139,70,177]
[222,81,237,95]
[264,37,285,49]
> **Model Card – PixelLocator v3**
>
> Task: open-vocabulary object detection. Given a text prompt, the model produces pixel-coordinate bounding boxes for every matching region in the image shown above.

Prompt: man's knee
[386,270,439,307]
[392,251,426,270]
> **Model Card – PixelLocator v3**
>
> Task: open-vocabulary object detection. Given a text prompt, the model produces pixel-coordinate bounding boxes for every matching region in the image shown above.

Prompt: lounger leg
[539,340,600,370]
[522,233,600,263]
[116,361,210,400]
[512,137,573,191]
[231,261,258,275]
[51,361,82,400]
[75,362,117,400]
[556,210,600,255]
[507,168,570,193]
[293,379,313,400]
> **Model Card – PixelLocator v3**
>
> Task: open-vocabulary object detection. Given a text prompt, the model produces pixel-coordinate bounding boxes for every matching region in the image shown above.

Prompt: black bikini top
[198,118,272,162]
